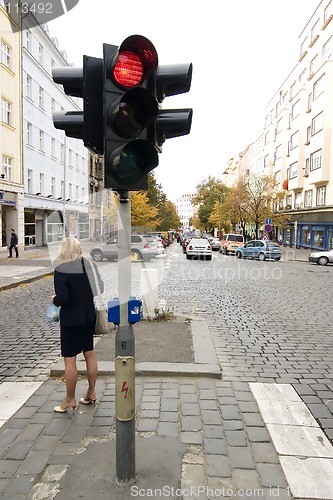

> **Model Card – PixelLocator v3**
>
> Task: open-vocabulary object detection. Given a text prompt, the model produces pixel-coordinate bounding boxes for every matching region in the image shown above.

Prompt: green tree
[156,200,181,230]
[192,177,229,231]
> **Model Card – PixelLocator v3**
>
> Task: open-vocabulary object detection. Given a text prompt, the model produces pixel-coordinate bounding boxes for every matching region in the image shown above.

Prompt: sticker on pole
[115,356,135,421]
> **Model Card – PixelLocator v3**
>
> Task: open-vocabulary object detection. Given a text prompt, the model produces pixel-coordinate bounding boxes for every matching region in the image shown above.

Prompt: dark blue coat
[53,257,104,327]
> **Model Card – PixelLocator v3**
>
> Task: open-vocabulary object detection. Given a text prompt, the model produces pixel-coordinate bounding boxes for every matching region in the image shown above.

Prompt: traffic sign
[266,218,272,224]
[264,224,272,232]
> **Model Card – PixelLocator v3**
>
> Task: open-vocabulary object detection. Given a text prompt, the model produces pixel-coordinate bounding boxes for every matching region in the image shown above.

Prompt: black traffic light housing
[149,63,193,149]
[52,56,103,155]
[103,36,159,191]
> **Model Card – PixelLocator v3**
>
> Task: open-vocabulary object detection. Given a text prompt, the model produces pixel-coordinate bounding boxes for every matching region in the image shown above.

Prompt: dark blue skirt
[60,320,95,357]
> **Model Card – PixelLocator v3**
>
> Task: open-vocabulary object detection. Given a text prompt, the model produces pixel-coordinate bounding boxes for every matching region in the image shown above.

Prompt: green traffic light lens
[116,147,145,183]
[109,140,159,186]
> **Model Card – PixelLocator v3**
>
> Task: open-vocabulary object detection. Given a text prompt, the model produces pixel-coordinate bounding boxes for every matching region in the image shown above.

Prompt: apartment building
[0,0,23,250]
[22,15,89,247]
[242,0,333,251]
[176,192,195,229]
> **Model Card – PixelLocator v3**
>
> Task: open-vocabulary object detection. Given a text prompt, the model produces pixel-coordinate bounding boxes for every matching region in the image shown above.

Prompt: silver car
[186,238,212,260]
[308,248,333,266]
[90,234,159,262]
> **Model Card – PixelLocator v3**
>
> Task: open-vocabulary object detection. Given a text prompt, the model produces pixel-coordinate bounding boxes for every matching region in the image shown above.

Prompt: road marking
[250,382,333,500]
[0,381,43,428]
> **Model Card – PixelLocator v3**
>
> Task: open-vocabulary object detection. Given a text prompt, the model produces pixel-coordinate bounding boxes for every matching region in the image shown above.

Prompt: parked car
[308,248,333,266]
[90,234,159,262]
[181,234,192,253]
[210,237,221,251]
[219,234,244,254]
[143,235,165,254]
[235,240,282,261]
[186,238,212,260]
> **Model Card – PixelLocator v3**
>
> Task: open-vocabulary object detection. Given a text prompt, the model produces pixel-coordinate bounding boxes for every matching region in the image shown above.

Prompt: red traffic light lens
[113,51,143,88]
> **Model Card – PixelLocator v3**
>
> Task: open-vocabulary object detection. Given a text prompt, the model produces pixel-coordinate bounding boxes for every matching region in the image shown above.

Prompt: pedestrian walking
[50,237,104,413]
[8,229,19,258]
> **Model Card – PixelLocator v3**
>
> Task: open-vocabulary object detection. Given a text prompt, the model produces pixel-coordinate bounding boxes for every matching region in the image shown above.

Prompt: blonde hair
[57,237,82,263]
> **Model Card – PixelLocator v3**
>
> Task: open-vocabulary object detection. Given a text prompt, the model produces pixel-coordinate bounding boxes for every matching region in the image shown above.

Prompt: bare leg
[63,356,78,406]
[83,350,98,400]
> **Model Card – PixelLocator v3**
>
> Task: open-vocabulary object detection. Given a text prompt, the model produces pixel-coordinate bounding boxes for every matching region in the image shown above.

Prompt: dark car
[236,240,282,261]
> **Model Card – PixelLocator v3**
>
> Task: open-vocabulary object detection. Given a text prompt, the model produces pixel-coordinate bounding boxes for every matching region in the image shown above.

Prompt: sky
[48,0,319,202]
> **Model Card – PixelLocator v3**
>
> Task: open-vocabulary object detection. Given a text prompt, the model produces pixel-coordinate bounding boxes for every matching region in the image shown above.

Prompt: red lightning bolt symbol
[121,381,129,398]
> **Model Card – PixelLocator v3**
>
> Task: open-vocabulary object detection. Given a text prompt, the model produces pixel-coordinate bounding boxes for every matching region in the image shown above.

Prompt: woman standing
[51,237,104,413]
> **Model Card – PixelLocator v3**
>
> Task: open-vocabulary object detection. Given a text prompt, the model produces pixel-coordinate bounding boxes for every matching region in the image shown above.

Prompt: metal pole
[63,135,67,238]
[115,190,135,485]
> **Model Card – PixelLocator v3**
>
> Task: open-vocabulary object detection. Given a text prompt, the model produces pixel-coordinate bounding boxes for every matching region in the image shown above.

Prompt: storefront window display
[312,227,324,248]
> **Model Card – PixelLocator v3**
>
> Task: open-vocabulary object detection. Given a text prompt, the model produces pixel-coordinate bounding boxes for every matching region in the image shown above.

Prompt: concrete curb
[0,271,53,292]
[49,317,222,379]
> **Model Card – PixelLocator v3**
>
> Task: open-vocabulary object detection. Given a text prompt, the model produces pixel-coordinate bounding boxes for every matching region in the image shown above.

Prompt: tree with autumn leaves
[103,172,180,232]
[194,175,288,237]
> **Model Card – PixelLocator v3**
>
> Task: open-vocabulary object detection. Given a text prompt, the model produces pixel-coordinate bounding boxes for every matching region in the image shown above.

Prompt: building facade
[0,0,23,250]
[231,0,333,251]
[22,17,89,247]
[176,192,195,229]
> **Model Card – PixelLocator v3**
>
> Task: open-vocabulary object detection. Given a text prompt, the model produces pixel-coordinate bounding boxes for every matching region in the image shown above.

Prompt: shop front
[282,210,333,250]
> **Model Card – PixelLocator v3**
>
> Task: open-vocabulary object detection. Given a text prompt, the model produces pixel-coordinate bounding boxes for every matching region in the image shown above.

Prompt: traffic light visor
[112,35,158,89]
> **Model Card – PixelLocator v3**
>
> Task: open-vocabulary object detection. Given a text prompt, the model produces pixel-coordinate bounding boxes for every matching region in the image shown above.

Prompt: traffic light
[150,63,193,149]
[103,35,159,191]
[52,56,103,155]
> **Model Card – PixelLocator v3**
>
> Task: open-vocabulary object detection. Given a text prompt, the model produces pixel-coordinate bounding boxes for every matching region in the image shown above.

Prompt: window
[304,158,310,177]
[61,144,65,163]
[313,74,325,99]
[1,98,11,125]
[310,149,322,171]
[39,173,44,193]
[39,130,44,151]
[27,169,32,193]
[324,1,333,25]
[2,155,12,181]
[38,44,43,65]
[61,181,64,199]
[1,40,10,67]
[290,81,297,99]
[294,192,303,209]
[312,112,323,135]
[69,183,72,200]
[304,190,313,207]
[68,149,72,167]
[27,122,32,146]
[276,118,283,135]
[316,186,326,205]
[307,92,313,112]
[290,132,299,150]
[274,170,281,184]
[289,162,298,179]
[264,155,269,168]
[25,31,30,51]
[286,195,292,208]
[306,126,311,145]
[275,144,282,160]
[310,19,319,45]
[264,132,269,145]
[310,54,319,76]
[323,36,333,61]
[51,177,55,197]
[300,37,308,58]
[26,74,32,99]
[51,138,56,157]
[51,98,55,114]
[299,69,306,87]
[291,100,300,120]
[38,86,44,109]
